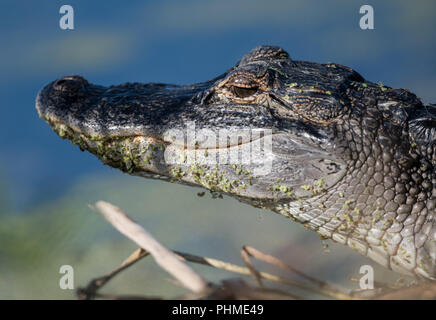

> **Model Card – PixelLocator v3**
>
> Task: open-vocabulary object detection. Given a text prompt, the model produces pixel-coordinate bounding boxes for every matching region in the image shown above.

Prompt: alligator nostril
[53,76,87,95]
[55,79,67,86]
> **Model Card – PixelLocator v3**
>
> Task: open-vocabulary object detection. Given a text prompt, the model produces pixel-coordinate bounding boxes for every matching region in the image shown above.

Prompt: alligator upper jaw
[35,74,214,139]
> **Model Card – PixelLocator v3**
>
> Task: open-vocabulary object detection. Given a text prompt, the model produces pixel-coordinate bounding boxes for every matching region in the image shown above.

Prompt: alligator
[36,46,435,280]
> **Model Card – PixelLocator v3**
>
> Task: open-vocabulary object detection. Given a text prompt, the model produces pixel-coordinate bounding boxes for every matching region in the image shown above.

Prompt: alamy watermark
[59,265,74,290]
[359,5,374,30]
[359,265,374,289]
[59,5,74,30]
[163,122,273,175]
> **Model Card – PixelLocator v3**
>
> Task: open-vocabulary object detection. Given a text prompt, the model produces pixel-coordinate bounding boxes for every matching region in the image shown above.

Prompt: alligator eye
[232,86,258,98]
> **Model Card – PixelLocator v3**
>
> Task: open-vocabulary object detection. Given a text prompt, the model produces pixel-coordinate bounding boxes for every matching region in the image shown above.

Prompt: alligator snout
[36,74,107,132]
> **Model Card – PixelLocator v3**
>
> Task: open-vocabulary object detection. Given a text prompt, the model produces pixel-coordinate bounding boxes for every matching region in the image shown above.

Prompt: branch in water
[91,201,209,294]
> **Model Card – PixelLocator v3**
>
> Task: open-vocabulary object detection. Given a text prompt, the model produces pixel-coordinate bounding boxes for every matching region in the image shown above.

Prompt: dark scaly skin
[36,46,436,280]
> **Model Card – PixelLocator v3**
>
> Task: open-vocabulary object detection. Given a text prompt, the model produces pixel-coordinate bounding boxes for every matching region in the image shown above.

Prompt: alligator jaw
[38,106,347,204]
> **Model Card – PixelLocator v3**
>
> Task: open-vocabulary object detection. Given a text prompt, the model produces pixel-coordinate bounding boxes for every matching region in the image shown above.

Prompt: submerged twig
[77,248,149,299]
[241,245,349,298]
[174,250,352,299]
[80,201,433,300]
[241,247,264,288]
[91,201,208,294]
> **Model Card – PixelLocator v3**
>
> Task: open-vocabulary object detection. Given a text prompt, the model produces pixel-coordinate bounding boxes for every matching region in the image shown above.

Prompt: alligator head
[36,46,435,280]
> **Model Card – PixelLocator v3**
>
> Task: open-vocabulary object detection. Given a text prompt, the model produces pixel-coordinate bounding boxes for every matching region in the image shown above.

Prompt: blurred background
[0,0,435,299]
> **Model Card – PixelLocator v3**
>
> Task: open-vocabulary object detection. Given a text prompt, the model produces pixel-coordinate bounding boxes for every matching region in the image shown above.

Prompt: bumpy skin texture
[36,46,436,280]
